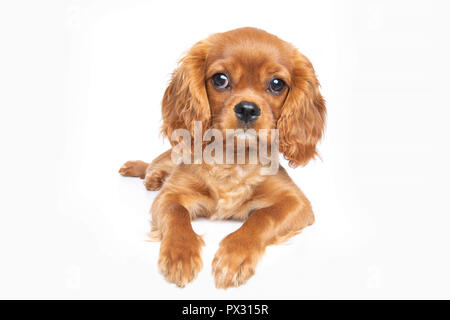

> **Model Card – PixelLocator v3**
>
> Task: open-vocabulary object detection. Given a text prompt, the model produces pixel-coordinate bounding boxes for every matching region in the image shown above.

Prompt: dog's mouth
[224,128,257,141]
[236,122,257,130]
[236,129,257,139]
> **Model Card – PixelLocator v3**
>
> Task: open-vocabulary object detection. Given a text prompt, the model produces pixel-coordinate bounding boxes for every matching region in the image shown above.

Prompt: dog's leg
[150,167,213,287]
[212,175,314,289]
[119,149,175,190]
[152,197,204,287]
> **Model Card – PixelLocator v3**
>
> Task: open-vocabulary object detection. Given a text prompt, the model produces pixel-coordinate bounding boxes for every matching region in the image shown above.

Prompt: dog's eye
[211,73,230,90]
[268,78,286,94]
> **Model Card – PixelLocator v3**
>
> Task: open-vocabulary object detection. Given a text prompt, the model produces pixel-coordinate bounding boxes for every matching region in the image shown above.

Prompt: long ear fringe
[278,51,326,168]
[161,41,211,144]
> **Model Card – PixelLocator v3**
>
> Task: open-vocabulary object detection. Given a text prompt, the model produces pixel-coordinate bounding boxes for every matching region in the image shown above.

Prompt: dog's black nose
[234,101,261,123]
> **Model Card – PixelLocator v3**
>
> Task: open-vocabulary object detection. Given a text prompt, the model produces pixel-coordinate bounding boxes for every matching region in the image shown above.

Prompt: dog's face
[161,27,326,167]
[205,30,291,134]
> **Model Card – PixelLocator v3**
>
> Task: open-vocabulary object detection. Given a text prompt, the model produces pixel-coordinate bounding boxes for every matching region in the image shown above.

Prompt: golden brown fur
[119,27,325,288]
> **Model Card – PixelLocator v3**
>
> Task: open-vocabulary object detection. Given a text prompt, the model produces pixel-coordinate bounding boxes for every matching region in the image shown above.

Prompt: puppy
[119,27,326,288]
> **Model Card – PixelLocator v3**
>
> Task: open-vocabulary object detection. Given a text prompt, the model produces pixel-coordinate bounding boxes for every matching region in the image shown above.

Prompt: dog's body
[119,27,325,288]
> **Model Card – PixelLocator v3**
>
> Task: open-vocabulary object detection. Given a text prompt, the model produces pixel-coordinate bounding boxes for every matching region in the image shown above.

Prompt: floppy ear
[161,40,211,142]
[277,50,326,168]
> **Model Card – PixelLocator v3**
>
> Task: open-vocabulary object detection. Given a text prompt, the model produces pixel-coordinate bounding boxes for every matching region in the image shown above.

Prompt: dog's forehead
[206,28,293,69]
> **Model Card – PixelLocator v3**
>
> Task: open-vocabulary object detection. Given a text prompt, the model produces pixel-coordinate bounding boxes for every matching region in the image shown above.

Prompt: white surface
[1,0,450,299]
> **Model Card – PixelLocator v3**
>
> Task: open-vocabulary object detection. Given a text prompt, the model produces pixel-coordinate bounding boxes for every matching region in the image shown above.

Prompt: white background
[1,0,450,299]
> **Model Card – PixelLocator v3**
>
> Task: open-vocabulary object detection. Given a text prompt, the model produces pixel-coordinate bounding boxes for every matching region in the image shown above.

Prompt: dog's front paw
[158,234,204,287]
[212,234,263,289]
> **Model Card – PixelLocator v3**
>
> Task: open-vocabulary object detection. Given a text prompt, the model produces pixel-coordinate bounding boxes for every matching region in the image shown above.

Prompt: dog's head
[161,27,326,167]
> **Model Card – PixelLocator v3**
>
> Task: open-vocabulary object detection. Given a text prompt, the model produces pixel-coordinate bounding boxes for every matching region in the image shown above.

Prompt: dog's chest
[206,165,265,219]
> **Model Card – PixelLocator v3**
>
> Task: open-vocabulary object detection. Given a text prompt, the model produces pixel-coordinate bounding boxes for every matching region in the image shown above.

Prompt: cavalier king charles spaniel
[119,27,326,288]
